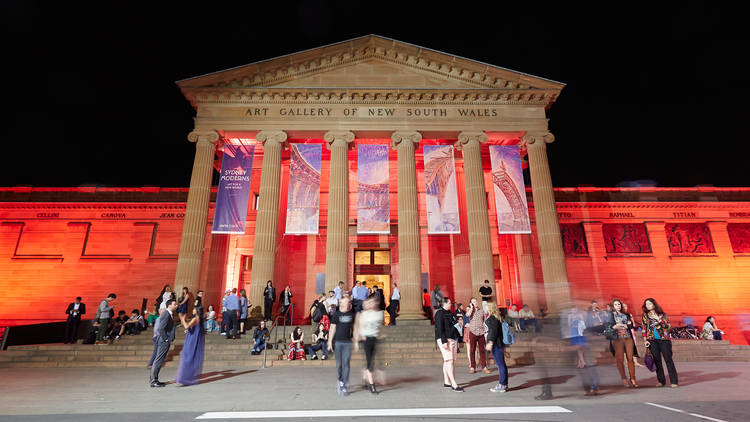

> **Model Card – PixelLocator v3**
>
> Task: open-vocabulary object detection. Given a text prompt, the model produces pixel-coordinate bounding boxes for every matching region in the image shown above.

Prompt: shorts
[436,338,457,361]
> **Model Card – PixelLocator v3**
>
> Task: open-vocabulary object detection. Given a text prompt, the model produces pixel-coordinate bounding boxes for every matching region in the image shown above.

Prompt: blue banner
[211,144,255,234]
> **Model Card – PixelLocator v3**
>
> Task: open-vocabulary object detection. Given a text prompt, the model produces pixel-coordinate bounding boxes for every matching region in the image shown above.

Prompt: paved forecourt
[0,362,748,421]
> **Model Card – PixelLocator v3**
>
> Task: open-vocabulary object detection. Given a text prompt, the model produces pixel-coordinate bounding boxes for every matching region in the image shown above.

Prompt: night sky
[2,2,747,188]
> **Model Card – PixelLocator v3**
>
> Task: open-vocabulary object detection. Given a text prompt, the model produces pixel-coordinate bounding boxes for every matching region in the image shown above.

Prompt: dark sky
[2,2,747,188]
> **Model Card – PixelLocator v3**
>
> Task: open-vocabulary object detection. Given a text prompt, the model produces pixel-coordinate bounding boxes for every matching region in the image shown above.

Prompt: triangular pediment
[178,35,565,107]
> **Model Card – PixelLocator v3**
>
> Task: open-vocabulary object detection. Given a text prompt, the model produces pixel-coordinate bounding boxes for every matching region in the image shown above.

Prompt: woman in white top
[205,305,219,332]
[159,286,173,311]
[355,296,384,394]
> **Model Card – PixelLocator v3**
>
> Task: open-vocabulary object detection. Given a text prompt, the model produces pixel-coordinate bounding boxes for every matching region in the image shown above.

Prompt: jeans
[97,318,109,341]
[308,341,328,358]
[225,311,238,337]
[252,337,266,352]
[334,341,352,388]
[220,311,228,333]
[387,300,399,325]
[649,339,678,385]
[490,344,508,386]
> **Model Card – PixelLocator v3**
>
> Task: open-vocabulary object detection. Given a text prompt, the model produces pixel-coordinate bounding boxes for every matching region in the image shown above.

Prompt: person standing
[175,304,205,386]
[435,297,463,392]
[225,289,241,339]
[159,286,173,312]
[479,280,493,313]
[422,289,432,322]
[263,281,276,321]
[356,296,384,394]
[150,299,177,387]
[96,293,116,343]
[220,289,231,335]
[484,301,508,393]
[177,287,190,324]
[64,297,86,344]
[351,281,367,313]
[333,281,345,300]
[609,299,638,388]
[466,298,490,374]
[328,297,355,396]
[388,283,400,326]
[642,298,678,388]
[239,289,249,334]
[325,290,339,315]
[279,285,293,322]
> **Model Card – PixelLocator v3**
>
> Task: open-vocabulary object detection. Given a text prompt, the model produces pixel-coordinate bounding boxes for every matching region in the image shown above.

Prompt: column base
[396,311,428,321]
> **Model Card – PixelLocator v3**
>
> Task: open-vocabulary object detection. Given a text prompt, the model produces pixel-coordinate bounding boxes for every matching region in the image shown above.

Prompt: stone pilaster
[324,130,355,292]
[392,131,424,319]
[455,131,495,299]
[515,234,539,311]
[249,130,287,316]
[174,130,219,295]
[523,132,571,313]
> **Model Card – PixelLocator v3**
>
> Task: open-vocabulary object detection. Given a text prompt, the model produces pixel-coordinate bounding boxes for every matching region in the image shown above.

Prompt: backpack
[501,321,515,346]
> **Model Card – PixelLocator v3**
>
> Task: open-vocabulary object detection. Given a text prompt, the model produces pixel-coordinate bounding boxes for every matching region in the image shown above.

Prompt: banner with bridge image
[489,145,531,234]
[285,143,322,234]
[357,144,390,234]
[423,145,460,234]
[211,144,255,234]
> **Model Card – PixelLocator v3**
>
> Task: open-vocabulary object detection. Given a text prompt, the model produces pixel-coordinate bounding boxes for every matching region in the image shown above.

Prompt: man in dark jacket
[64,297,86,344]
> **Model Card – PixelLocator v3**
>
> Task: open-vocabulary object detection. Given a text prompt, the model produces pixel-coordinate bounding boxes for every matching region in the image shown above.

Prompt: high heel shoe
[630,379,639,388]
[622,379,631,388]
[368,383,378,395]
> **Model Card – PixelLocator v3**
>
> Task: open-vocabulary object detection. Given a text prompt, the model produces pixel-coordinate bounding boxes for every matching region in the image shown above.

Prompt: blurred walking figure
[329,297,355,396]
[642,298,678,387]
[355,296,384,394]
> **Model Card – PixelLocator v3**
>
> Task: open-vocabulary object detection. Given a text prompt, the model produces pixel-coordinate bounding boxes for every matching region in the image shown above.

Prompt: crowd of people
[60,279,735,396]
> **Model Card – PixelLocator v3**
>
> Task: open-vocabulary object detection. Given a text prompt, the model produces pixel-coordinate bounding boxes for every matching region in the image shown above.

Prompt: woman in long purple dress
[176,301,205,386]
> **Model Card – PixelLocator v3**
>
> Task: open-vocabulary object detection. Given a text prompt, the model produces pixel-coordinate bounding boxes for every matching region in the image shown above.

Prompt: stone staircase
[2,320,749,369]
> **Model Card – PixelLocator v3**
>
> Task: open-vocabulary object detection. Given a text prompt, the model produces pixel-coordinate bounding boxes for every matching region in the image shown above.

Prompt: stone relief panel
[728,223,750,253]
[560,223,589,256]
[602,223,652,254]
[665,223,715,255]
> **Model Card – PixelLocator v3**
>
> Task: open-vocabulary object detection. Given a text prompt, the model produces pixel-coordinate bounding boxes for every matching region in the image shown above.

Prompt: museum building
[1,36,748,343]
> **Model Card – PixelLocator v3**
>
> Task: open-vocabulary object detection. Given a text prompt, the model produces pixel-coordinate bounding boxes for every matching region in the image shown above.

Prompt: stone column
[324,130,355,292]
[515,234,539,311]
[249,130,287,316]
[455,131,495,299]
[174,130,219,295]
[523,132,571,313]
[392,131,424,319]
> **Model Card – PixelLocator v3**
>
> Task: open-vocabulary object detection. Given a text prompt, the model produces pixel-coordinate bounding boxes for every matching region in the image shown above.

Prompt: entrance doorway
[353,249,391,322]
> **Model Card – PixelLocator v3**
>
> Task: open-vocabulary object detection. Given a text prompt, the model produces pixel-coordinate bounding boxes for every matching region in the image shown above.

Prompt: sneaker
[311,355,318,360]
[670,384,679,388]
[451,386,465,392]
[340,387,349,396]
[220,332,226,336]
[321,356,327,360]
[489,384,507,393]
[655,382,664,387]
[115,335,121,340]
[535,392,553,400]
[443,384,452,388]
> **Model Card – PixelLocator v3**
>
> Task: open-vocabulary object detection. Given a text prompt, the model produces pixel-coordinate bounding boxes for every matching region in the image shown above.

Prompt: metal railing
[258,303,294,369]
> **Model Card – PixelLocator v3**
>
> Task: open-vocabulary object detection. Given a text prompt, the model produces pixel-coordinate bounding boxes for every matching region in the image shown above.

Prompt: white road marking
[196,406,572,419]
[644,402,728,422]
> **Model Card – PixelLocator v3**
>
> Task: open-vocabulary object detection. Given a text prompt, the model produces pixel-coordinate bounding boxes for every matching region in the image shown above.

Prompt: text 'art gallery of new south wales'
[2,36,750,343]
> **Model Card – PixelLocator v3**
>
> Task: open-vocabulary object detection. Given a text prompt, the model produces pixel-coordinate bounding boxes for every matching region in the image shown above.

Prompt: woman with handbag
[608,299,638,388]
[642,298,678,388]
[484,301,508,393]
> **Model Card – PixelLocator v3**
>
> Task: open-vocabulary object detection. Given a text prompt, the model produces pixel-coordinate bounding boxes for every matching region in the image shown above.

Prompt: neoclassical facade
[174,35,571,318]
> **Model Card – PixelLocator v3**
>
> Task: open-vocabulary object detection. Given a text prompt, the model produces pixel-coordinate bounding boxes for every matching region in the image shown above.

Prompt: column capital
[455,131,488,150]
[323,130,355,150]
[256,130,288,146]
[522,132,555,147]
[391,131,422,149]
[187,130,220,144]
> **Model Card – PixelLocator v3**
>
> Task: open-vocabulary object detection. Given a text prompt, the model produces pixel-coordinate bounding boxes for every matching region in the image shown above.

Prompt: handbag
[603,326,617,341]
[644,349,657,372]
